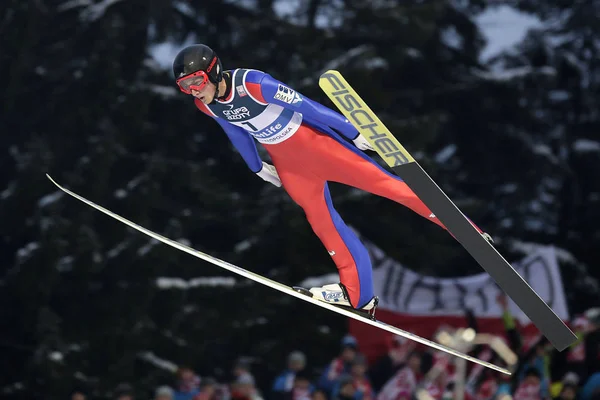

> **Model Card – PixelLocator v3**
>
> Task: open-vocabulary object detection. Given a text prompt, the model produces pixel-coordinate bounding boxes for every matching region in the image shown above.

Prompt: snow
[498,183,518,193]
[149,34,195,70]
[56,256,74,272]
[38,191,64,208]
[273,0,301,19]
[532,143,560,164]
[524,218,544,232]
[92,251,103,263]
[57,0,92,12]
[475,5,543,62]
[312,0,341,29]
[562,51,588,86]
[146,3,545,83]
[138,351,179,372]
[474,66,556,81]
[321,45,372,72]
[539,191,554,204]
[549,90,570,101]
[543,177,561,190]
[57,0,126,21]
[1,182,15,199]
[441,26,463,50]
[17,242,40,263]
[137,239,159,256]
[500,218,513,228]
[234,239,252,253]
[183,305,197,314]
[434,144,457,164]
[74,371,91,382]
[173,0,196,17]
[573,139,600,152]
[177,237,191,247]
[149,43,180,70]
[107,241,130,258]
[364,57,388,70]
[528,200,543,213]
[1,382,24,395]
[126,174,145,190]
[318,325,331,334]
[156,276,237,289]
[68,343,83,352]
[140,83,178,98]
[48,351,64,362]
[272,0,345,28]
[405,48,421,58]
[81,0,125,22]
[162,330,187,346]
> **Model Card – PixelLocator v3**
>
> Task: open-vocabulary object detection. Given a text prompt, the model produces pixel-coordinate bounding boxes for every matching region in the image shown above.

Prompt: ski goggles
[176,70,209,94]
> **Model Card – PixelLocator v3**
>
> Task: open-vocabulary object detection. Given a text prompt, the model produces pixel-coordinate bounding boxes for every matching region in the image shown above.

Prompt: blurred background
[1,1,600,400]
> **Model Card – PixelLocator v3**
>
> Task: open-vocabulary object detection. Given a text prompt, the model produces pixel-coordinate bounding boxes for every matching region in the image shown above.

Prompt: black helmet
[172,44,223,84]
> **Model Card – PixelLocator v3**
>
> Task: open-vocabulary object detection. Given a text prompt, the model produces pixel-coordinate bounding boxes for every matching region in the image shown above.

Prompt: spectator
[583,309,600,378]
[556,383,578,400]
[272,351,308,398]
[376,351,423,400]
[231,373,263,400]
[114,383,135,400]
[560,315,593,380]
[290,369,315,400]
[349,354,374,400]
[318,335,358,393]
[311,389,328,400]
[71,389,87,400]
[513,367,544,400]
[193,378,218,400]
[156,386,175,400]
[518,340,551,399]
[233,358,256,387]
[423,368,449,400]
[550,372,580,400]
[175,367,201,400]
[332,375,357,400]
[369,335,416,392]
[581,372,600,400]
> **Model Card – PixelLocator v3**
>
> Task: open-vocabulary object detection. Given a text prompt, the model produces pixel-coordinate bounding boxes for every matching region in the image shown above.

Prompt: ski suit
[194,68,447,309]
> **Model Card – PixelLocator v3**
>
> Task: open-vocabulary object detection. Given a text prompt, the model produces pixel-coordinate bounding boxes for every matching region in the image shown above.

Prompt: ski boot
[292,283,379,320]
[482,232,494,244]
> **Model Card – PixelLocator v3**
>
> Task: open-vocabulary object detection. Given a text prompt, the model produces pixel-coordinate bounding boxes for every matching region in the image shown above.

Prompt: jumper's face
[176,69,217,104]
[191,81,217,104]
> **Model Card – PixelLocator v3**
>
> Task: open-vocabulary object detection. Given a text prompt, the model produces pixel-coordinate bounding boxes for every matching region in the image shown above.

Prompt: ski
[319,70,577,352]
[46,173,510,375]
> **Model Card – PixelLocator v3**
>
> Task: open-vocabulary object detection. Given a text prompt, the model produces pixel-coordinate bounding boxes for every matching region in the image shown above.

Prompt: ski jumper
[194,68,447,309]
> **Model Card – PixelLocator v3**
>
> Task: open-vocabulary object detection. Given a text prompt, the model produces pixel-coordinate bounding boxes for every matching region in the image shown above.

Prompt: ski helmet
[172,44,223,94]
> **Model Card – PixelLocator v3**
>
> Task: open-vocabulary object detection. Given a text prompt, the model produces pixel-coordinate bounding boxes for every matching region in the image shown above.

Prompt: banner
[348,233,570,361]
[367,238,569,322]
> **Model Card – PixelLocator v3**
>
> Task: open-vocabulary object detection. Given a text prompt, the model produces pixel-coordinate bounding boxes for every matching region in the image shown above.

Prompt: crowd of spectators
[69,298,600,400]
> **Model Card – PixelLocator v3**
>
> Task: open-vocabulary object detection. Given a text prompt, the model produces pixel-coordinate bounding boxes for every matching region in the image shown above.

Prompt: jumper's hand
[256,161,282,187]
[353,134,374,151]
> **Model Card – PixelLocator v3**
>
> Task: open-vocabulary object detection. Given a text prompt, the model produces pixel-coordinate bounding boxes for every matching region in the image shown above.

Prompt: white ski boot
[307,283,378,318]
